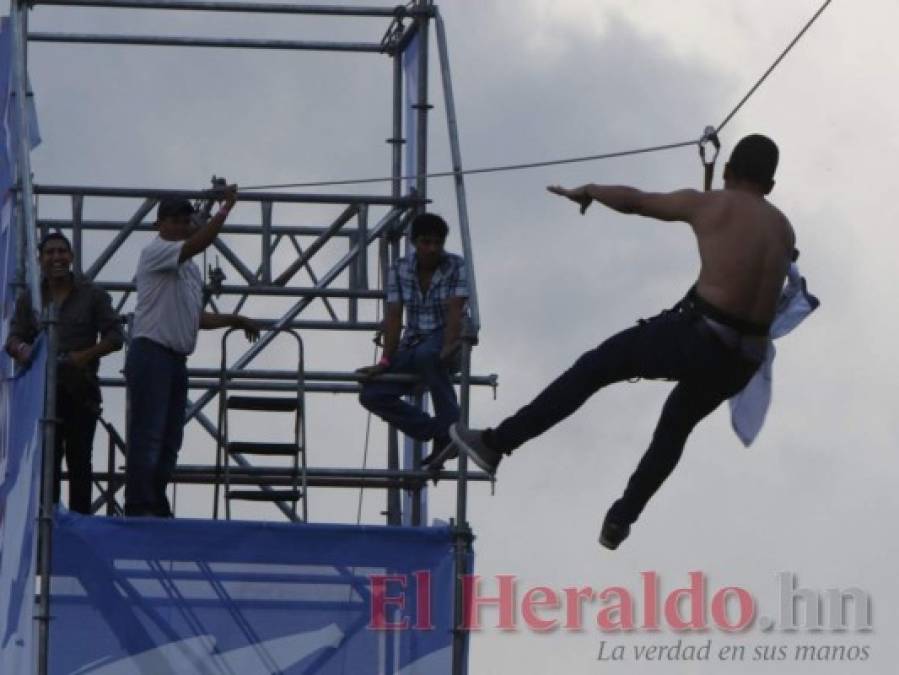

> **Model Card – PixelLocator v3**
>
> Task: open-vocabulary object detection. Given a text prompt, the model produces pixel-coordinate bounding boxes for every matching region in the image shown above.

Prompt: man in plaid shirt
[358,213,468,465]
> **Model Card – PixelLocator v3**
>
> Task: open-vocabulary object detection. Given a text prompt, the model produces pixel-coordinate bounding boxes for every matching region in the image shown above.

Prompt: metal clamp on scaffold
[699,125,720,192]
[195,175,228,306]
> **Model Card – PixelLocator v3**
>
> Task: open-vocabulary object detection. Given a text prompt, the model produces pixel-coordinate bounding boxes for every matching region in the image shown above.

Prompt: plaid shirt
[386,252,468,345]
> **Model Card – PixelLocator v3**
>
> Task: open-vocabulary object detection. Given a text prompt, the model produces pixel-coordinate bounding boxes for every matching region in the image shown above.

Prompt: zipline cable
[716,0,833,133]
[239,139,698,191]
[237,0,832,191]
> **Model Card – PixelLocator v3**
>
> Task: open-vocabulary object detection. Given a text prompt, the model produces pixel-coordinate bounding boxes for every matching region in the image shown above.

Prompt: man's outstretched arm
[548,184,704,223]
[179,185,238,263]
[200,312,260,341]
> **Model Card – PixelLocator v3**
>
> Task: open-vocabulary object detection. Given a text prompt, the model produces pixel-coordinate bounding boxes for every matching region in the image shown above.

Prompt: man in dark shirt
[6,232,124,514]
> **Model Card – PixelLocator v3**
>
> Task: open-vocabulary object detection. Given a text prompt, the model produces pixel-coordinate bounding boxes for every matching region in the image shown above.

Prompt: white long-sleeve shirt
[728,263,820,446]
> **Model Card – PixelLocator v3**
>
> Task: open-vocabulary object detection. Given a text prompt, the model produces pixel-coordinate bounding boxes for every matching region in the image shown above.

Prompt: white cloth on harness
[727,262,819,446]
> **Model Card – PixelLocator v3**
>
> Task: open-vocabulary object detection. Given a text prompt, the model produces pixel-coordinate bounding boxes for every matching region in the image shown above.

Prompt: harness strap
[684,286,770,336]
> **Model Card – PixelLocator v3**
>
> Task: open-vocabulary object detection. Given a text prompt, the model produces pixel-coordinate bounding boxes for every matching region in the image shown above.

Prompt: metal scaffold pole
[10,2,57,673]
[433,8,478,674]
[11,0,40,314]
[36,305,59,675]
[30,0,431,17]
[414,1,429,208]
[434,9,480,333]
[406,0,431,527]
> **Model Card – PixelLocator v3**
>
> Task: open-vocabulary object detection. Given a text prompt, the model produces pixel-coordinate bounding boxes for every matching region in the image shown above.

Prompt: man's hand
[218,184,238,211]
[9,340,32,365]
[67,349,94,369]
[355,363,388,381]
[439,340,461,367]
[234,315,260,342]
[548,184,592,215]
[180,184,238,263]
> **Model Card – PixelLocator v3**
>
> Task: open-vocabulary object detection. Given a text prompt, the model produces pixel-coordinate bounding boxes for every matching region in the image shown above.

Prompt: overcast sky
[10,1,899,673]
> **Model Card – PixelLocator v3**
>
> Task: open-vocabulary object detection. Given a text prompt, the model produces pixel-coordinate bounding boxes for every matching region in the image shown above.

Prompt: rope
[354,271,383,526]
[236,1,833,193]
[239,139,698,191]
[716,0,833,133]
[355,377,374,526]
[341,275,382,674]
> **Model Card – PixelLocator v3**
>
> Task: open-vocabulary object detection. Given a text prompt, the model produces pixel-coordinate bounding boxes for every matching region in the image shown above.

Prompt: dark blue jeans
[124,337,188,516]
[359,330,459,443]
[489,308,762,526]
[54,386,98,514]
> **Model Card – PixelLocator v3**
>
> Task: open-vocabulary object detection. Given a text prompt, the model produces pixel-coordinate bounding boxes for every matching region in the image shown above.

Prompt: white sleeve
[139,237,184,274]
[770,263,820,339]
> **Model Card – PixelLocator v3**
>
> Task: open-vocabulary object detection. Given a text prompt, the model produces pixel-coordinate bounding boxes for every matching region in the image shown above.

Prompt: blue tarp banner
[51,514,459,674]
[0,13,44,675]
[0,15,41,198]
[0,336,46,675]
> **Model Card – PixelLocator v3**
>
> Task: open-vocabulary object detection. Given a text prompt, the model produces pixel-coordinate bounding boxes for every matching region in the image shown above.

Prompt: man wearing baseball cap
[125,186,259,517]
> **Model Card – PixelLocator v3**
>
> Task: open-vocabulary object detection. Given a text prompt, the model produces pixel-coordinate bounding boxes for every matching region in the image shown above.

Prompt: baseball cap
[157,198,196,220]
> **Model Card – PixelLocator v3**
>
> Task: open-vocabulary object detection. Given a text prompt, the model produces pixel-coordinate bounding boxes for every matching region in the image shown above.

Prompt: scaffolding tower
[7,2,495,674]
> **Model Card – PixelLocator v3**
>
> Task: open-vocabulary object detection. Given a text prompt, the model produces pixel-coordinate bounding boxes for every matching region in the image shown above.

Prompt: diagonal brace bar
[211,237,257,285]
[185,207,406,423]
[287,235,339,321]
[273,203,358,287]
[85,198,156,280]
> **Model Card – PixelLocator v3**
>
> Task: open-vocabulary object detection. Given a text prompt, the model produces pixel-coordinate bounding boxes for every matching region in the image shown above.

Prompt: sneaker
[421,435,457,470]
[598,517,630,550]
[449,423,503,476]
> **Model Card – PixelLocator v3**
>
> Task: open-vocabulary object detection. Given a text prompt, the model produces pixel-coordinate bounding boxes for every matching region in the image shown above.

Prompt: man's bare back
[689,189,794,326]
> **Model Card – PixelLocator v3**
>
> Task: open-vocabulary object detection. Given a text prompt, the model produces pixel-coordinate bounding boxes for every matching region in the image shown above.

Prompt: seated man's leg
[412,332,459,442]
[358,347,435,441]
[487,314,692,453]
[124,340,173,516]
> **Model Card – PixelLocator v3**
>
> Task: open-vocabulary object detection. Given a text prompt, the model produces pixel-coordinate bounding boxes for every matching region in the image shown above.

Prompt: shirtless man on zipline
[447,134,795,549]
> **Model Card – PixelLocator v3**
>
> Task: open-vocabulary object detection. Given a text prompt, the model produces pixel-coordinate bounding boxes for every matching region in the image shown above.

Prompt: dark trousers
[359,330,460,443]
[124,337,188,517]
[490,308,762,526]
[54,387,98,514]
